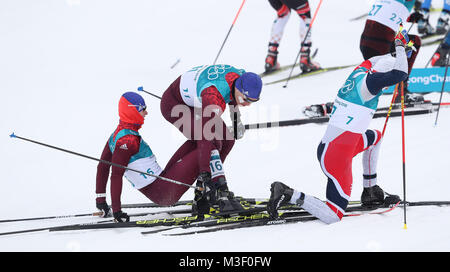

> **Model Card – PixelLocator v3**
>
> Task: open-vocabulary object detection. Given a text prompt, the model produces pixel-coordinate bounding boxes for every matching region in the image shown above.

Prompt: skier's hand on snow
[395,25,410,47]
[96,201,111,218]
[113,211,130,222]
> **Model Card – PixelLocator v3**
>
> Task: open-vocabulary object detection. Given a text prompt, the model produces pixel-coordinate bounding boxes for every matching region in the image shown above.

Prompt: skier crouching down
[267,27,412,224]
[160,65,263,215]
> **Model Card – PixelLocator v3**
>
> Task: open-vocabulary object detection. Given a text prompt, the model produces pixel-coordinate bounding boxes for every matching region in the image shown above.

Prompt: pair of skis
[2,198,449,236]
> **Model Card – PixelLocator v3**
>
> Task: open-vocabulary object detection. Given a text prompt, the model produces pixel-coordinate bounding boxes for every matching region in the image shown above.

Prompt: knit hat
[118,92,146,125]
[235,72,263,102]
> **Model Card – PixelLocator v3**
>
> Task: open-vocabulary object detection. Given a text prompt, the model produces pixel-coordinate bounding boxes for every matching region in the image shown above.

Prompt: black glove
[407,11,424,23]
[196,171,212,197]
[96,201,111,218]
[113,211,130,222]
[197,171,212,183]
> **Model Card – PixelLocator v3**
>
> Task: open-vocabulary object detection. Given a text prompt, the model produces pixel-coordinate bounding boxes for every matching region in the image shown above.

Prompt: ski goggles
[237,88,260,104]
[243,95,259,103]
[129,104,147,112]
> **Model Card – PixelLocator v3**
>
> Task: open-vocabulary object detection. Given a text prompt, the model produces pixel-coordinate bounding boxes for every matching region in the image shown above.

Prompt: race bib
[328,97,375,134]
[179,65,208,108]
[124,155,163,189]
[368,0,410,32]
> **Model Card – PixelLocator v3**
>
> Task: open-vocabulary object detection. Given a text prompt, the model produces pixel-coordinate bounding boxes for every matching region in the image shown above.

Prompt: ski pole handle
[137,86,162,100]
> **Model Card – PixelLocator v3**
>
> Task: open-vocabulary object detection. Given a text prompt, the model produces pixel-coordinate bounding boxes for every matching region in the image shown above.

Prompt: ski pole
[0,212,103,224]
[0,219,114,237]
[434,52,450,126]
[399,81,407,229]
[9,133,203,191]
[0,208,189,224]
[283,0,323,88]
[137,86,161,100]
[212,0,246,65]
[381,83,400,137]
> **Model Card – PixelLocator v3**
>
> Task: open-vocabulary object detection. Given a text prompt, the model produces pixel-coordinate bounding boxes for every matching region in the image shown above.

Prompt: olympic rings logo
[340,79,355,94]
[206,65,232,80]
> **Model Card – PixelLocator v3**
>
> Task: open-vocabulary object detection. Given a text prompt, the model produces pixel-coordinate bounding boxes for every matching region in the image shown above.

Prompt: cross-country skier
[266,27,409,224]
[417,0,450,35]
[264,0,321,74]
[160,64,262,214]
[95,92,241,222]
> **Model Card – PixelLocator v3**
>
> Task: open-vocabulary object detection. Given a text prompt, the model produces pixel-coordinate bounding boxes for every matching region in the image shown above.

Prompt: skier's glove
[96,201,111,218]
[407,11,424,23]
[395,25,410,47]
[227,123,245,140]
[228,107,245,140]
[196,171,212,196]
[113,211,130,222]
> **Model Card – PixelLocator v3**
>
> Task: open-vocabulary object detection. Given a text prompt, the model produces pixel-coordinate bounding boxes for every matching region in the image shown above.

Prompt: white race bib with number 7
[328,97,375,134]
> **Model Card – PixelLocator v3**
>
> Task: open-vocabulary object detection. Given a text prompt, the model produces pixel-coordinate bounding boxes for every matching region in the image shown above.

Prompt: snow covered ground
[1,0,450,252]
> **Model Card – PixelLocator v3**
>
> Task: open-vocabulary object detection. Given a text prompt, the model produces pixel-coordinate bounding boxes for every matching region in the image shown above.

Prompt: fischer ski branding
[161,202,403,236]
[2,200,449,236]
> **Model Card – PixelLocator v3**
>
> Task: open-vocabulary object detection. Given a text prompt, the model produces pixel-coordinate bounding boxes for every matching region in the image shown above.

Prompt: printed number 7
[369,4,382,16]
[346,116,354,124]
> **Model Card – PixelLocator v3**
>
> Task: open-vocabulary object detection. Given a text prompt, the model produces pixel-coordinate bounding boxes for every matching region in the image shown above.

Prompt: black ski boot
[267,181,294,218]
[417,9,435,35]
[436,11,450,34]
[302,102,333,117]
[192,174,244,217]
[192,180,211,218]
[394,81,425,104]
[361,185,401,207]
[209,178,245,215]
